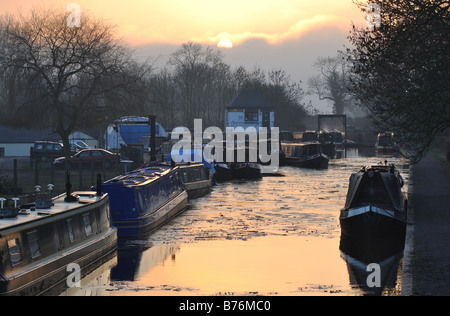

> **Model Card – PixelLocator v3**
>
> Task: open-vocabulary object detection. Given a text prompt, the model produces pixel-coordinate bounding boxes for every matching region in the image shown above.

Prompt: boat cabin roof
[105,165,174,187]
[0,192,106,233]
[361,164,398,173]
[176,162,206,169]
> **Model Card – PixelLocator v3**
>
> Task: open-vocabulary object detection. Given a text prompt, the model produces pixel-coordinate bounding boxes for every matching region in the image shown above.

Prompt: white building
[0,127,58,157]
[225,90,275,130]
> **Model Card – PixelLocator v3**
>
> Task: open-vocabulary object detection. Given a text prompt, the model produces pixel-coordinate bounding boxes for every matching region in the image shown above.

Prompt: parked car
[69,139,94,152]
[30,141,64,163]
[53,149,120,169]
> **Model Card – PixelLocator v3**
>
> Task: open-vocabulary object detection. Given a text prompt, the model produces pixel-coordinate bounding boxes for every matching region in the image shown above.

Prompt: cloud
[193,14,350,46]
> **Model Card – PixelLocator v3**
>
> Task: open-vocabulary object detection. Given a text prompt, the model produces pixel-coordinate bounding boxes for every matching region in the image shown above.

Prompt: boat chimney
[12,197,20,209]
[64,171,78,203]
[97,174,102,197]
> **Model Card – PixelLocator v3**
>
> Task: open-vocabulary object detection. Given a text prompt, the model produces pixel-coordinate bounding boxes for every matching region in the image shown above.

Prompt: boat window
[67,219,75,243]
[182,170,189,183]
[27,231,41,259]
[200,168,206,179]
[7,238,22,266]
[194,168,201,181]
[82,214,93,236]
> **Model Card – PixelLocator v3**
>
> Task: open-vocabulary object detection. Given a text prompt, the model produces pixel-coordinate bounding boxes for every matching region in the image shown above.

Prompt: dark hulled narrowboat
[340,164,407,239]
[319,131,337,158]
[178,163,213,199]
[0,183,117,296]
[214,163,234,181]
[165,150,215,198]
[232,162,262,180]
[213,162,262,181]
[102,165,188,238]
[281,142,329,169]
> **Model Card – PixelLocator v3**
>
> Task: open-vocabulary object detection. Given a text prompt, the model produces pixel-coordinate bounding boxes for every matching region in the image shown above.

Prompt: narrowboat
[375,132,396,154]
[102,165,188,238]
[0,176,117,296]
[232,162,262,180]
[211,144,262,181]
[340,163,407,239]
[281,142,329,169]
[165,149,215,198]
[177,163,213,199]
[293,131,319,143]
[319,131,337,158]
[213,162,262,181]
[214,163,234,181]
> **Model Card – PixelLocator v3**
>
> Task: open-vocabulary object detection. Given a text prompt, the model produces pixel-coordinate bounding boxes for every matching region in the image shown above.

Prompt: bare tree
[1,8,149,156]
[308,54,353,115]
[169,42,232,127]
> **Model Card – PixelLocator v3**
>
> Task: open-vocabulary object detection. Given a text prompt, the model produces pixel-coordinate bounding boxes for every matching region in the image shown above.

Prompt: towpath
[402,153,450,295]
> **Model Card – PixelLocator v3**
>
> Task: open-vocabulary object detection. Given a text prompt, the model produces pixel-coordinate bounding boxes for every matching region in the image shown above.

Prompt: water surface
[62,150,409,296]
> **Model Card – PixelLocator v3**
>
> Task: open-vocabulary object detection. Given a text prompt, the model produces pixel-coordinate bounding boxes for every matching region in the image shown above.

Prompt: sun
[217,38,233,49]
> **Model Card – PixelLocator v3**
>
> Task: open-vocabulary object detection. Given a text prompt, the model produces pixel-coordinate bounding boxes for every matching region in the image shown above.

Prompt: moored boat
[231,162,262,180]
[214,163,234,181]
[0,176,117,296]
[102,165,188,238]
[177,163,213,199]
[340,163,407,239]
[375,132,396,154]
[281,142,329,169]
[213,162,262,181]
[319,131,337,158]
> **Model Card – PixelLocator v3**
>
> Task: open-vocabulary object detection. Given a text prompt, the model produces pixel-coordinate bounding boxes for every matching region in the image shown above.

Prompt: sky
[0,0,367,113]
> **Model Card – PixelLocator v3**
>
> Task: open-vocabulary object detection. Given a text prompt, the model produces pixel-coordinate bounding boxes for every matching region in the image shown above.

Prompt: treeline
[0,7,309,157]
[148,42,308,130]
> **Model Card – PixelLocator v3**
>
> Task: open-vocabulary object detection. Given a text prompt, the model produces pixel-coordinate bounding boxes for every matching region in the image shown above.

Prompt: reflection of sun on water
[217,38,233,48]
[105,154,408,296]
[115,236,350,296]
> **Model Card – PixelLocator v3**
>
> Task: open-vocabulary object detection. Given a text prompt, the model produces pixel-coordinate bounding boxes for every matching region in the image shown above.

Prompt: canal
[61,150,409,296]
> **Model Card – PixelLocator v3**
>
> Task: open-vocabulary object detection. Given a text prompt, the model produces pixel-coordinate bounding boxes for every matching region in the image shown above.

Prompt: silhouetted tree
[0,8,149,156]
[308,53,354,115]
[347,0,450,163]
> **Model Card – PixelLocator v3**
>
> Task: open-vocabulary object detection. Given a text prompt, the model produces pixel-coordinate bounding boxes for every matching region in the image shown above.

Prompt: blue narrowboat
[102,165,188,238]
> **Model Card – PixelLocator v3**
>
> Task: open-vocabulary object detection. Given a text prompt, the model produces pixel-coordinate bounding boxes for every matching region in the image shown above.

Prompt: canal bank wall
[402,153,450,296]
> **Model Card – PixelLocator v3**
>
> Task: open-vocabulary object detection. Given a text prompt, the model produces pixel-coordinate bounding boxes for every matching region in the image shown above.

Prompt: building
[0,126,100,157]
[225,90,275,130]
[0,127,58,157]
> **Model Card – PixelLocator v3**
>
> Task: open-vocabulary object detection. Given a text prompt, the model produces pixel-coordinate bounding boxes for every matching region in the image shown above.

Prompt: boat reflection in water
[110,239,180,283]
[339,233,405,296]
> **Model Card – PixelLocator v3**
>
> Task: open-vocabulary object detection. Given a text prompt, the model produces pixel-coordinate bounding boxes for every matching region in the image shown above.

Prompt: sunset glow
[0,0,363,47]
[217,38,233,49]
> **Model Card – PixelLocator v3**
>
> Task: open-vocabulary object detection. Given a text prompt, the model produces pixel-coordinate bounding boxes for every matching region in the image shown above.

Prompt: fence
[0,157,126,200]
